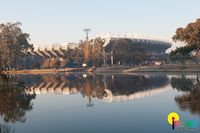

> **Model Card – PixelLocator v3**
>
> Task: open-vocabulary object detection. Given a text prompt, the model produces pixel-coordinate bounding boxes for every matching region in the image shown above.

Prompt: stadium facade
[96,33,172,65]
[28,33,172,67]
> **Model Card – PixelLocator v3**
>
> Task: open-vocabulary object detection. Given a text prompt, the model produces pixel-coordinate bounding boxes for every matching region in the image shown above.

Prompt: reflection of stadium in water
[0,74,169,127]
[22,74,170,103]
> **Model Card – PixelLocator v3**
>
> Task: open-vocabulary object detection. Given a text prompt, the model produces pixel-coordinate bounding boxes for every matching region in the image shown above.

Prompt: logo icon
[168,112,180,130]
[167,112,198,130]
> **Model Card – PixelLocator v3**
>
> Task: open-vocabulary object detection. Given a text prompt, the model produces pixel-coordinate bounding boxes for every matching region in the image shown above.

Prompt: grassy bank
[2,64,200,75]
[1,68,82,75]
[123,64,200,73]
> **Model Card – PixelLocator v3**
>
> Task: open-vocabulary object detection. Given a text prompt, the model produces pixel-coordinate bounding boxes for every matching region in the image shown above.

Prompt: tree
[107,39,148,65]
[79,38,105,67]
[172,18,200,50]
[65,47,83,67]
[169,45,197,64]
[170,45,195,58]
[90,38,104,67]
[0,22,33,70]
[81,40,90,64]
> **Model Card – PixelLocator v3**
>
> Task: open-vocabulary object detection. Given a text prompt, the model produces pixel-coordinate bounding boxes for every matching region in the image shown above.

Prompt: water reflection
[0,73,188,126]
[0,122,14,133]
[171,75,200,116]
[104,74,169,102]
[21,74,169,103]
[0,75,35,123]
[1,73,200,132]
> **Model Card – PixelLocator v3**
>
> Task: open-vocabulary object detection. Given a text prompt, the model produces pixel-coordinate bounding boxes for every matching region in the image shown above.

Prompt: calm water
[0,73,200,133]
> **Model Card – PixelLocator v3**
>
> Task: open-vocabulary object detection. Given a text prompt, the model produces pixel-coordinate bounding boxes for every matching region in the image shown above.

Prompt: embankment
[1,68,82,75]
[123,64,200,73]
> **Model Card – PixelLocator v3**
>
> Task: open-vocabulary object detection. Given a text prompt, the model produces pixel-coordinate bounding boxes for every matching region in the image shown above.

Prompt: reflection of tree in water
[172,75,200,116]
[171,76,195,91]
[175,89,200,115]
[0,75,36,123]
[0,123,15,133]
[66,74,107,101]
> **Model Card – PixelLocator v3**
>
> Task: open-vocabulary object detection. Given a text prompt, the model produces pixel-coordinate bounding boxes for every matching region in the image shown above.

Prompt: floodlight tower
[82,28,91,68]
[83,28,91,42]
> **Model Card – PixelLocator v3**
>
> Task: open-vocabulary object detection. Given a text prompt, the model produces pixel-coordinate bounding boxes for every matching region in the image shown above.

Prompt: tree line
[2,19,198,71]
[0,22,104,70]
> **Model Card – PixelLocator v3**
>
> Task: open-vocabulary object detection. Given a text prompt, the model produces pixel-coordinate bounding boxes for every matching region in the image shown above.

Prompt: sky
[0,0,200,46]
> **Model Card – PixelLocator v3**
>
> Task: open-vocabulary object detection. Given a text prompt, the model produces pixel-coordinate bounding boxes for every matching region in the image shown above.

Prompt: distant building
[26,33,172,68]
[96,33,172,65]
[29,43,79,58]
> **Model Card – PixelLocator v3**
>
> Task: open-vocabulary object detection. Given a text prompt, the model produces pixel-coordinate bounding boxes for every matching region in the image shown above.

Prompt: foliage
[0,22,33,70]
[170,45,196,58]
[65,47,83,67]
[172,18,200,49]
[107,39,148,65]
[80,38,104,67]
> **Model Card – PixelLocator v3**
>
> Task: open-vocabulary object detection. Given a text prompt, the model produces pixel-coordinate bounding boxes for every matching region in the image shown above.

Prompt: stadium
[28,33,172,67]
[95,33,172,65]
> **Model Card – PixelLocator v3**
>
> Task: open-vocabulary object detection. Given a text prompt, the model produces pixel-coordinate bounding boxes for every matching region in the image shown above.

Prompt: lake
[0,73,200,133]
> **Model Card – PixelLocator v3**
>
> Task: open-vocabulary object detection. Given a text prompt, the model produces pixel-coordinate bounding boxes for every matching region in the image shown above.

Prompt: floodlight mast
[83,28,91,42]
[82,28,91,68]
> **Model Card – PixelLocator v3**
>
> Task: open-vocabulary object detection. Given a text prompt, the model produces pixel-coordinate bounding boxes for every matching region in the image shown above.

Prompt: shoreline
[0,68,82,75]
[1,64,200,75]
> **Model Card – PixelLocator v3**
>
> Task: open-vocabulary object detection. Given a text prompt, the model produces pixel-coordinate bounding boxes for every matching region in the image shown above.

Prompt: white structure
[94,33,172,47]
[28,43,79,58]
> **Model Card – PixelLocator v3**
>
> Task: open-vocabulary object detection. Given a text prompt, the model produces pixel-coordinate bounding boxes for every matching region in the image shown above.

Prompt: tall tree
[0,22,33,70]
[172,18,200,50]
[81,40,90,64]
[79,38,105,67]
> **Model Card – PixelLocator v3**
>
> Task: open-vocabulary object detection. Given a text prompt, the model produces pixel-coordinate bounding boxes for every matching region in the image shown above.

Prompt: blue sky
[0,0,200,45]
